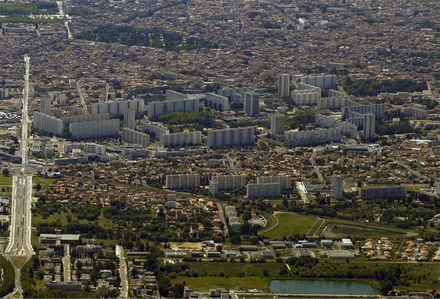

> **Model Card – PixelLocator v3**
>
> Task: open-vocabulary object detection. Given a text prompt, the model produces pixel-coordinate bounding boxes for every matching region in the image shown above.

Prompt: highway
[3,55,35,298]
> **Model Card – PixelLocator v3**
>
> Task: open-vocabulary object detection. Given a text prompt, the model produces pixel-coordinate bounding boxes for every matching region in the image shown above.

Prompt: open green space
[261,212,317,239]
[33,210,113,229]
[323,219,411,239]
[174,276,272,292]
[0,3,58,15]
[0,175,12,185]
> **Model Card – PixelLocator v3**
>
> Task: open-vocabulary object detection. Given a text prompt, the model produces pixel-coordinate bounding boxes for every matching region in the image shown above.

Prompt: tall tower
[363,113,375,140]
[40,98,51,115]
[270,113,286,136]
[244,92,259,116]
[278,73,290,98]
[331,176,344,200]
[124,109,135,129]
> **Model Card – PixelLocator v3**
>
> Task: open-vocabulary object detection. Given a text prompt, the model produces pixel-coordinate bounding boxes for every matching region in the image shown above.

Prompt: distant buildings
[243,92,259,116]
[166,174,200,190]
[300,74,337,89]
[91,99,144,118]
[147,98,199,119]
[278,73,290,98]
[207,127,255,148]
[359,186,406,200]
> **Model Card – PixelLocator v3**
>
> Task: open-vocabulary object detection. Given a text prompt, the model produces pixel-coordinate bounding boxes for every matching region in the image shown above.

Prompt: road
[3,56,35,298]
[76,80,89,114]
[62,244,71,282]
[116,245,129,299]
[309,149,325,185]
[216,202,229,237]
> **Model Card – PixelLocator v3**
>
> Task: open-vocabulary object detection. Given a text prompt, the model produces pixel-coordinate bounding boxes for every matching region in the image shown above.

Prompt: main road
[3,56,35,298]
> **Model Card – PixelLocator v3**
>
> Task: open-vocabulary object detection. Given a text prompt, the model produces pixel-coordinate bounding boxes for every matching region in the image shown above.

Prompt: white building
[122,128,150,147]
[207,127,255,148]
[166,174,200,190]
[33,112,64,136]
[142,122,169,139]
[284,128,342,147]
[315,114,358,138]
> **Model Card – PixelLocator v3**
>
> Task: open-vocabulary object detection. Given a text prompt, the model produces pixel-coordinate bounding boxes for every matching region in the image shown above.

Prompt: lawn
[173,276,272,292]
[261,212,317,239]
[0,175,12,185]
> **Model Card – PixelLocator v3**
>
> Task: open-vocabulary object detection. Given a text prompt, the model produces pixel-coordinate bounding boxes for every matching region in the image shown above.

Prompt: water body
[270,279,380,295]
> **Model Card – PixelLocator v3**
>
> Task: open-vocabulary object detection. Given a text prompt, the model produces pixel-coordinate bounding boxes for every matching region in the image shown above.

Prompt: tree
[35,183,42,191]
[2,168,9,177]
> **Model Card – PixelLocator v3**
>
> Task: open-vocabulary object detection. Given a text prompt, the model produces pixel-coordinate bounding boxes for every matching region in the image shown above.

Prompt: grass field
[258,211,277,234]
[0,175,12,185]
[261,212,317,239]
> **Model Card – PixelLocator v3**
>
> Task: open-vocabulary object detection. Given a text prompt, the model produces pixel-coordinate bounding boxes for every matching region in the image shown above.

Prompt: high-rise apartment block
[209,175,247,194]
[247,183,281,199]
[122,128,150,147]
[166,174,200,190]
[244,92,259,116]
[160,131,202,147]
[284,128,342,147]
[123,109,135,129]
[278,73,290,98]
[205,93,229,111]
[40,98,52,115]
[270,113,286,136]
[256,175,292,190]
[207,127,255,148]
[331,176,344,200]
